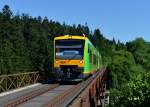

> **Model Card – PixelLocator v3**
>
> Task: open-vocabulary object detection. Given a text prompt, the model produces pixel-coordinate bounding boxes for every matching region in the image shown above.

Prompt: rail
[0,72,39,93]
[44,68,107,107]
[4,84,59,107]
[71,68,107,107]
[1,68,108,107]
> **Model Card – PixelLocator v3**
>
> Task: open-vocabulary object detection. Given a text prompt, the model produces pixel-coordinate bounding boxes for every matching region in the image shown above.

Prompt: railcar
[54,35,102,81]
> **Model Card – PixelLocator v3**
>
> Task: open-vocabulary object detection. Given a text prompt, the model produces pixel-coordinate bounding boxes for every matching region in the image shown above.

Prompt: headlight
[80,60,83,63]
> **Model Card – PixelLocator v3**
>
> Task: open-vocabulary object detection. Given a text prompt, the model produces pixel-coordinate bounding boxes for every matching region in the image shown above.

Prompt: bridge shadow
[58,81,81,85]
[40,78,81,85]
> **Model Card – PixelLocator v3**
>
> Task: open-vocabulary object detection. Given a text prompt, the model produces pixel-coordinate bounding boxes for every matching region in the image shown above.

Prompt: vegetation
[0,5,149,106]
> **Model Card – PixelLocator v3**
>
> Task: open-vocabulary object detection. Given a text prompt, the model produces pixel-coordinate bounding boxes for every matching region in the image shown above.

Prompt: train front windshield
[55,39,85,60]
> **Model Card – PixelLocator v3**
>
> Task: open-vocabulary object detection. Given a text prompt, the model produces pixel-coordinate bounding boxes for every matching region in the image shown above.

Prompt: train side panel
[83,38,102,76]
[83,38,91,76]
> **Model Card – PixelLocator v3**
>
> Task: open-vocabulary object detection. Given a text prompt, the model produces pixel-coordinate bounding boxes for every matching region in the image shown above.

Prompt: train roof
[54,35,86,40]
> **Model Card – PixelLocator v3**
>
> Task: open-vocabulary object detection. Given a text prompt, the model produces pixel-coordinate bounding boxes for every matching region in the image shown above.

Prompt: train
[53,35,102,81]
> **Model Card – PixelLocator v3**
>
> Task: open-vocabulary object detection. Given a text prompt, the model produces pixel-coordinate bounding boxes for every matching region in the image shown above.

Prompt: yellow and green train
[54,35,102,81]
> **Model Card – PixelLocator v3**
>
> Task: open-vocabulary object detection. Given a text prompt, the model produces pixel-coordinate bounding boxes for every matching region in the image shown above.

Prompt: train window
[93,54,96,65]
[96,55,97,65]
[55,39,85,59]
[88,44,92,63]
[89,49,92,63]
[97,55,99,66]
[88,44,90,53]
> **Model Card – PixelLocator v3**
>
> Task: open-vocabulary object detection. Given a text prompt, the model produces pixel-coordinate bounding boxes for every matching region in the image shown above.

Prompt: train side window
[90,50,92,63]
[96,55,99,66]
[88,44,92,63]
[96,55,97,65]
[97,55,99,66]
[88,44,90,53]
[93,54,96,65]
[91,51,92,64]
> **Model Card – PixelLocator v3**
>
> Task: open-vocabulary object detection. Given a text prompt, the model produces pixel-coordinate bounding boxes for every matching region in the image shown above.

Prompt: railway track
[3,79,92,107]
[44,70,102,107]
[4,84,59,107]
[44,78,93,107]
[17,85,75,107]
[3,69,104,107]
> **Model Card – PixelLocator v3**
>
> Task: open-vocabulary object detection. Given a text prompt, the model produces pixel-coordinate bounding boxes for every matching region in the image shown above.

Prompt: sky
[0,0,150,42]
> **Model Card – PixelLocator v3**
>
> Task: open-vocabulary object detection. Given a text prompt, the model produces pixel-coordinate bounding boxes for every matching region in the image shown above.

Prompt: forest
[0,5,150,106]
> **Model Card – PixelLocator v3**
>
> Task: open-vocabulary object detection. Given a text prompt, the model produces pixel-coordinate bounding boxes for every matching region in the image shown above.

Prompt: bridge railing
[0,72,39,93]
[71,68,107,107]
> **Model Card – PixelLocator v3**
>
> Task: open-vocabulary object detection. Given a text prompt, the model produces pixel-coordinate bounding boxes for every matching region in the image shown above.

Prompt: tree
[109,50,136,88]
[126,38,150,71]
[2,5,12,19]
[109,71,150,107]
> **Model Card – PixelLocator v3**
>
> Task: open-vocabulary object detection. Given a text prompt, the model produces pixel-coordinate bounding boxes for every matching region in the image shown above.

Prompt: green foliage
[109,39,150,106]
[126,38,150,71]
[109,50,136,88]
[109,72,150,107]
[2,5,12,19]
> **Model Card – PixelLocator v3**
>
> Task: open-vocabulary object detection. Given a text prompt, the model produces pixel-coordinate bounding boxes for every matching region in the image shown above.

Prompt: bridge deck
[17,85,74,107]
[0,68,108,107]
[0,84,45,107]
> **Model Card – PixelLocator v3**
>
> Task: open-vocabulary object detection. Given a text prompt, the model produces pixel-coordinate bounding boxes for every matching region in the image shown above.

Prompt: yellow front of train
[54,35,86,81]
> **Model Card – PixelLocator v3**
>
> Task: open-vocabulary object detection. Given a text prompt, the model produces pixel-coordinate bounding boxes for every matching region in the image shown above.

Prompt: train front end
[54,35,85,81]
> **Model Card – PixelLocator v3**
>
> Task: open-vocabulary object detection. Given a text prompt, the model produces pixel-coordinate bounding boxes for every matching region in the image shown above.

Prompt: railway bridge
[0,68,109,107]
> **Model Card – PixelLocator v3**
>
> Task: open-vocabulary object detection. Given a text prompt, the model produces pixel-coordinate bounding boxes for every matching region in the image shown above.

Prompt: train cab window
[55,39,85,60]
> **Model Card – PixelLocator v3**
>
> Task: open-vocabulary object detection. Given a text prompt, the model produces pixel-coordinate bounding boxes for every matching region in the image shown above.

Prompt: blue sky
[0,0,150,42]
